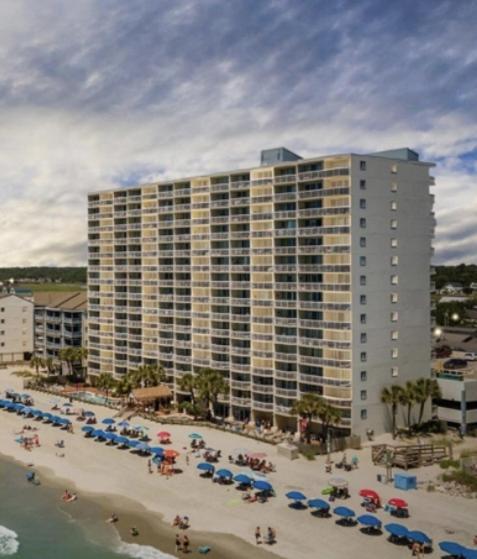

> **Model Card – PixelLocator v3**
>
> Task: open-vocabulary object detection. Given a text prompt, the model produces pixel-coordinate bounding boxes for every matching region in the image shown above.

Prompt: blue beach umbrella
[0,399,7,407]
[102,418,115,425]
[254,480,273,492]
[439,541,466,556]
[308,499,330,511]
[104,432,117,441]
[83,411,95,417]
[128,440,140,448]
[31,409,43,417]
[92,429,107,439]
[189,433,203,439]
[42,412,54,421]
[135,442,150,452]
[385,523,409,538]
[234,474,252,485]
[216,469,233,479]
[152,455,163,465]
[82,425,95,433]
[463,549,477,559]
[334,506,355,518]
[149,447,164,455]
[408,531,432,545]
[118,420,129,427]
[286,491,307,501]
[357,515,381,528]
[115,436,129,446]
[197,462,215,472]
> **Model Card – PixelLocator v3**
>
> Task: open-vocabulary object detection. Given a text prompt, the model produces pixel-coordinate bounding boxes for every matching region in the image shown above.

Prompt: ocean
[0,457,174,559]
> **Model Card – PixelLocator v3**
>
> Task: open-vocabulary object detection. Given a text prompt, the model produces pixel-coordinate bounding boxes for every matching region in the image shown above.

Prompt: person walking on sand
[255,526,261,544]
[147,459,153,474]
[182,534,190,553]
[267,527,276,544]
[175,534,182,553]
[186,453,190,466]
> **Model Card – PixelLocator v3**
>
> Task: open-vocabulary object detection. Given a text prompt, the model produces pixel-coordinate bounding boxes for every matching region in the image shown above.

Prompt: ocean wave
[0,526,19,556]
[116,541,177,559]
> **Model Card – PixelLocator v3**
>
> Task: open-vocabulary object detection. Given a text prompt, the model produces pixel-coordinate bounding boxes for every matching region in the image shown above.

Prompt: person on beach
[147,459,153,474]
[186,454,190,466]
[175,534,182,552]
[182,535,190,553]
[107,513,118,523]
[130,527,139,537]
[255,526,261,544]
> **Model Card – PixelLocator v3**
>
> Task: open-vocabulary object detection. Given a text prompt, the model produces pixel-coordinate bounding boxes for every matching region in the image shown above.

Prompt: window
[360,275,367,286]
[391,219,398,229]
[391,182,398,192]
[360,351,367,362]
[391,200,397,211]
[360,409,367,420]
[391,366,399,377]
[0,308,4,312]
[360,295,367,305]
[360,237,367,247]
[360,179,366,190]
[360,256,367,266]
[391,274,398,285]
[0,342,3,347]
[391,348,399,359]
[0,331,4,335]
[360,161,367,171]
[391,255,399,266]
[360,390,367,401]
[359,218,367,228]
[391,164,398,174]
[360,332,367,343]
[391,311,399,322]
[391,293,398,304]
[391,330,399,340]
[360,199,367,209]
[391,238,398,248]
[360,370,367,382]
[360,313,367,324]
[0,319,3,324]
[22,318,27,324]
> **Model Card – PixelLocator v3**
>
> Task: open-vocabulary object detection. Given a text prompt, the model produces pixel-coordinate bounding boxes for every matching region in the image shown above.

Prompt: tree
[58,347,75,375]
[291,394,340,444]
[128,364,166,388]
[114,375,134,397]
[414,378,441,426]
[30,354,44,377]
[45,357,55,376]
[178,373,196,404]
[95,373,117,397]
[399,381,417,428]
[381,385,403,439]
[194,368,229,418]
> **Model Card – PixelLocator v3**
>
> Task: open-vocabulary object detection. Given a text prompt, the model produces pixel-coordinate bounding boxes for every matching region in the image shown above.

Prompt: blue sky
[0,0,476,265]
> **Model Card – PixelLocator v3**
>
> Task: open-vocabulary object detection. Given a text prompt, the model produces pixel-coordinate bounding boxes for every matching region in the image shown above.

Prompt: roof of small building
[131,385,173,401]
[34,291,87,311]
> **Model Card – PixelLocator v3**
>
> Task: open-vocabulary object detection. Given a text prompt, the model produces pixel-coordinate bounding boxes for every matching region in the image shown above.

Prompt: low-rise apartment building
[0,293,34,363]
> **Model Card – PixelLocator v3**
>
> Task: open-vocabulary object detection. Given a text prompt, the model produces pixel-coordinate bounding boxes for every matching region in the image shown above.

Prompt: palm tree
[58,347,75,375]
[45,357,55,376]
[128,364,166,388]
[178,373,196,404]
[95,373,117,398]
[399,381,417,428]
[194,368,229,418]
[30,354,44,378]
[381,385,403,439]
[114,375,134,397]
[317,402,341,444]
[415,378,441,426]
[291,393,325,443]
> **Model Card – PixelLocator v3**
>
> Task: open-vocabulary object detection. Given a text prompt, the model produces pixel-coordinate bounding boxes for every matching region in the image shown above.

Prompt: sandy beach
[1,366,476,559]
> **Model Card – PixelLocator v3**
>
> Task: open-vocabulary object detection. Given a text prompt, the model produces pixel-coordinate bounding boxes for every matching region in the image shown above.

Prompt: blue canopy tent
[334,506,355,518]
[135,442,150,453]
[115,436,129,446]
[286,491,307,501]
[127,439,140,448]
[234,474,253,485]
[357,514,382,532]
[439,541,466,557]
[83,411,95,417]
[408,531,432,545]
[308,499,330,511]
[82,425,95,433]
[31,409,43,417]
[102,418,116,425]
[197,462,215,473]
[216,469,233,479]
[104,432,117,442]
[92,429,107,439]
[253,480,273,493]
[42,413,54,421]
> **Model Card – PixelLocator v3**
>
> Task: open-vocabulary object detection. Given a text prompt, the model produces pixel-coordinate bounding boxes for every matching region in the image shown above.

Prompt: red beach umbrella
[388,498,408,508]
[164,449,179,459]
[157,431,171,438]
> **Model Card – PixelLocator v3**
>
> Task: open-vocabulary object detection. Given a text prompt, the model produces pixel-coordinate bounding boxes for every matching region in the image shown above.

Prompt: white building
[87,146,435,437]
[0,293,34,363]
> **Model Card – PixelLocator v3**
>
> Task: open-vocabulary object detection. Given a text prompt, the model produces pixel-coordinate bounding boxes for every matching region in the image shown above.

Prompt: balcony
[274,370,297,381]
[274,404,295,416]
[252,400,274,411]
[231,396,251,407]
[274,387,297,398]
[252,384,274,394]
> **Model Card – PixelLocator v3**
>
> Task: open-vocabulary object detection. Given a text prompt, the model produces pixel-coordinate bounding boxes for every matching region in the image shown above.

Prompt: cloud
[0,0,476,265]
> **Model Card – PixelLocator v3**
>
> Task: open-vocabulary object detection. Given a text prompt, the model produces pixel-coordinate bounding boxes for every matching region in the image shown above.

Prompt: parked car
[443,358,468,369]
[434,345,452,358]
[464,352,477,361]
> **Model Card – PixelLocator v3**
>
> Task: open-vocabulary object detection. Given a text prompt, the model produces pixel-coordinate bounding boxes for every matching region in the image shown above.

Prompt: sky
[0,0,476,266]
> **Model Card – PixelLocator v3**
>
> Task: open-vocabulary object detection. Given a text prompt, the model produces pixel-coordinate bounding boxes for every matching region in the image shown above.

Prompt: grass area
[21,283,86,293]
[442,469,477,492]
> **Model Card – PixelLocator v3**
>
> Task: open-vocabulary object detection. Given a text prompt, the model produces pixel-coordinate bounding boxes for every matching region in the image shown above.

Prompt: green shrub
[442,469,477,491]
[439,459,460,470]
[301,448,316,461]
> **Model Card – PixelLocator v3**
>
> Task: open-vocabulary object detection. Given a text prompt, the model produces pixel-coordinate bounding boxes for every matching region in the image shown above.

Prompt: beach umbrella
[62,418,72,424]
[388,498,408,508]
[189,433,203,439]
[135,442,150,452]
[308,499,330,511]
[0,399,7,407]
[463,549,477,559]
[82,425,95,433]
[42,412,54,420]
[133,425,148,432]
[149,447,164,455]
[237,470,267,482]
[233,474,252,485]
[158,431,171,438]
[216,469,233,479]
[83,411,95,417]
[286,491,307,501]
[408,531,432,545]
[334,506,355,518]
[197,462,215,472]
[329,477,348,488]
[115,436,129,446]
[102,418,116,425]
[104,432,117,441]
[385,523,409,538]
[118,420,129,427]
[128,439,140,448]
[92,429,107,439]
[253,480,273,492]
[439,541,466,556]
[31,409,43,416]
[357,514,381,528]
[359,489,380,500]
[164,449,179,459]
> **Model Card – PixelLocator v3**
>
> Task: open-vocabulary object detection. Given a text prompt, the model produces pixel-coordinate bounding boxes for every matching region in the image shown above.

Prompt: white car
[464,352,477,361]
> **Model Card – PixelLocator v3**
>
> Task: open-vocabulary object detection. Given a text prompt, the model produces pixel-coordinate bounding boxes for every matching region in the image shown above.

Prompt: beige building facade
[87,147,435,436]
[0,293,34,363]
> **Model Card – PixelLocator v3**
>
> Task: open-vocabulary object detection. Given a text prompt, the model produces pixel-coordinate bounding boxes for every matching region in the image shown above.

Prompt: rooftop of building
[34,291,87,311]
[89,146,433,196]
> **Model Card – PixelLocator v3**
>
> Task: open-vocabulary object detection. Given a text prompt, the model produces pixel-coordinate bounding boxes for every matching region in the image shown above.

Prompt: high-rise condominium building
[87,147,435,436]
